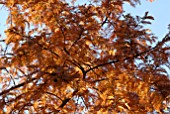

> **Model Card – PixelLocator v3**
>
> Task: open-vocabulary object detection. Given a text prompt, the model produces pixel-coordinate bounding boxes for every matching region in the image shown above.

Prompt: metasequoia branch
[0,78,37,96]
[85,33,170,74]
[0,70,39,96]
[7,30,60,57]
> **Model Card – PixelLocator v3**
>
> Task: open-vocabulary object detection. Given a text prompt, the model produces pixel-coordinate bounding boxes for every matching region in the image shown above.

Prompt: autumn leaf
[141,20,152,24]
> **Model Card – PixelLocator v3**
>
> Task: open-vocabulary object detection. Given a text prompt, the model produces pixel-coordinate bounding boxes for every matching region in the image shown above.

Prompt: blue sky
[0,1,170,39]
[124,0,170,39]
[0,6,8,37]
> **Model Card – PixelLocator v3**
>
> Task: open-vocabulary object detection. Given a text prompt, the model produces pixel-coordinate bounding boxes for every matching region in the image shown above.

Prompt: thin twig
[80,96,88,110]
[4,68,16,86]
[69,27,84,51]
[45,91,63,101]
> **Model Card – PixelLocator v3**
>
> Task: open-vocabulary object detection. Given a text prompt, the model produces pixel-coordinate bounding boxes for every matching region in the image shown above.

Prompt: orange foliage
[0,0,170,113]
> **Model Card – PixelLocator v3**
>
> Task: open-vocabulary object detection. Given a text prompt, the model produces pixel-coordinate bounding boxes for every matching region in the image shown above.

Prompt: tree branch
[85,33,170,74]
[0,70,39,96]
[59,89,78,108]
[0,77,37,96]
